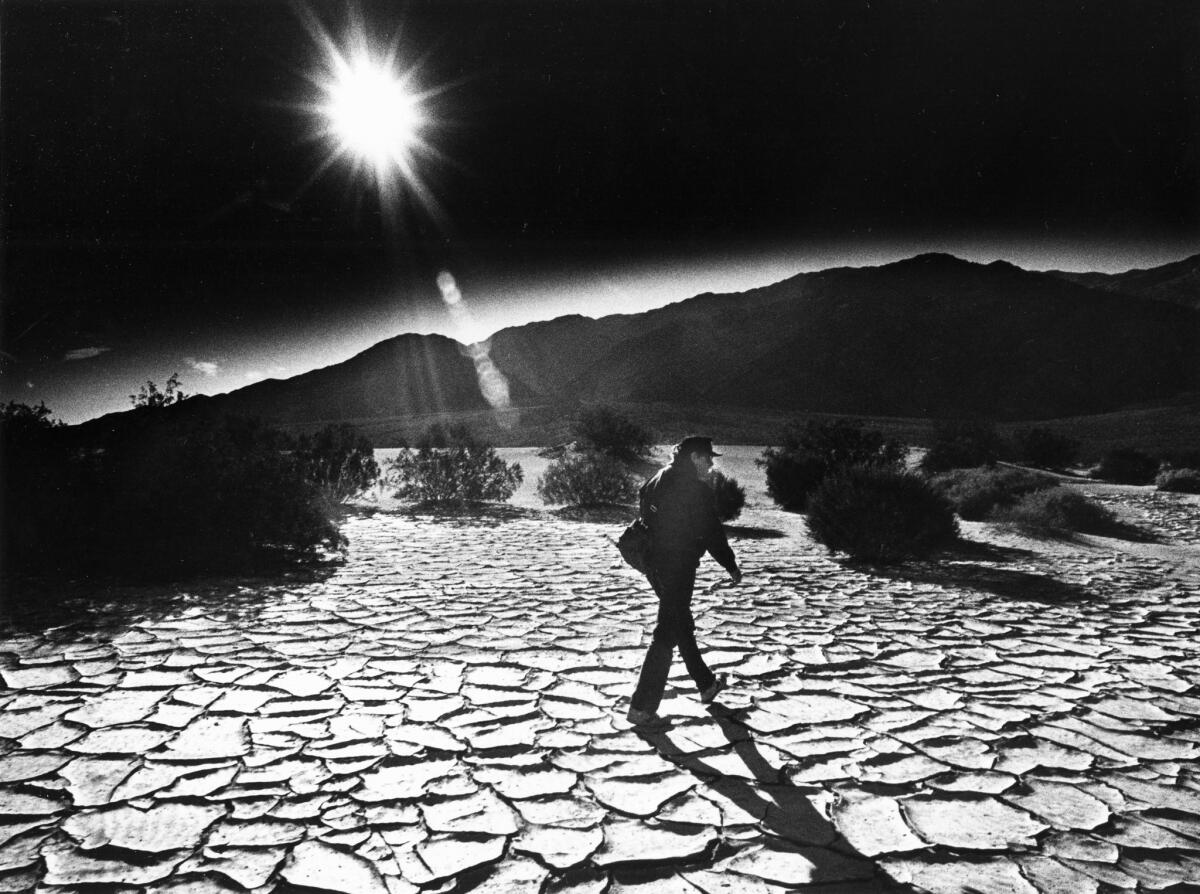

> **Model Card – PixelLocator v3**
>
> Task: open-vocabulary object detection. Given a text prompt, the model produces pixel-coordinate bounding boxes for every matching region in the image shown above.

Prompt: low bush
[1,400,63,432]
[919,420,1005,473]
[710,470,746,523]
[295,424,380,502]
[1012,427,1080,470]
[574,406,654,462]
[760,418,905,511]
[2,402,72,573]
[1161,449,1200,471]
[992,488,1116,534]
[929,466,1059,520]
[390,426,522,505]
[120,417,344,568]
[1091,448,1159,485]
[806,465,959,563]
[759,449,827,512]
[1156,468,1200,494]
[3,407,344,579]
[537,449,639,507]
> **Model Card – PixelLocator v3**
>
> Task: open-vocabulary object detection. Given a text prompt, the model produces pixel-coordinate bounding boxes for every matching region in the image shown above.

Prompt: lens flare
[436,270,462,305]
[437,271,514,423]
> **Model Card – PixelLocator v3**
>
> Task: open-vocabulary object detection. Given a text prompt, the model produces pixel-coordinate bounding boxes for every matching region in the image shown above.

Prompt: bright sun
[293,7,445,220]
[324,53,424,177]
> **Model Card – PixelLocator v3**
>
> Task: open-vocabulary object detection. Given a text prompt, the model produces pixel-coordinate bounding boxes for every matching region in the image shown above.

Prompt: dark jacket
[640,458,738,574]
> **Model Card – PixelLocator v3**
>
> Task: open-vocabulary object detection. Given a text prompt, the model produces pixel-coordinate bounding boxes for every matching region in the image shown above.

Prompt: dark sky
[3,0,1198,421]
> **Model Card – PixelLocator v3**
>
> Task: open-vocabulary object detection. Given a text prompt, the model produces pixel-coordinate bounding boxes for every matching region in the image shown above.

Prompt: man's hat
[675,435,722,458]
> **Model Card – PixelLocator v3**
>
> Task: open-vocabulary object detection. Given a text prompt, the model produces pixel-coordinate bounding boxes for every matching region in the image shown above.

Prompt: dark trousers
[630,557,716,713]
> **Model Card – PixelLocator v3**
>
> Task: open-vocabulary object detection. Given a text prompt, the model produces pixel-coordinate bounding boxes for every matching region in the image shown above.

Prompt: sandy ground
[0,451,1198,892]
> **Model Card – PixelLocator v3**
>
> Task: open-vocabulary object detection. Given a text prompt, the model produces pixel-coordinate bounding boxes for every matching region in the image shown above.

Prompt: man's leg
[666,564,716,693]
[631,563,715,713]
[630,572,677,714]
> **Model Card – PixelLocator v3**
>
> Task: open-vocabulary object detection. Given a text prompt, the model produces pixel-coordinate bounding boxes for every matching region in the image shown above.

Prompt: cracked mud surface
[2,479,1199,893]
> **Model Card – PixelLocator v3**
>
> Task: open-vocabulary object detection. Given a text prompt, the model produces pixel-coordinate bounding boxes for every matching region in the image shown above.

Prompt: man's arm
[697,482,741,582]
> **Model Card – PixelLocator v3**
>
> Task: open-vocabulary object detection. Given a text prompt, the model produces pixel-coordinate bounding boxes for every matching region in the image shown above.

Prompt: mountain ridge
[1048,252,1200,309]
[72,253,1199,444]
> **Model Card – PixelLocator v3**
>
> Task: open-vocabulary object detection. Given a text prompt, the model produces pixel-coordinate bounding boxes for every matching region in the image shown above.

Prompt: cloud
[244,370,264,381]
[63,346,111,361]
[185,357,220,377]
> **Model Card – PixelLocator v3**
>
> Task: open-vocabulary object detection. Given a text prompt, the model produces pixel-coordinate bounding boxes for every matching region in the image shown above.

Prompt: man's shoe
[626,707,671,731]
[700,673,727,704]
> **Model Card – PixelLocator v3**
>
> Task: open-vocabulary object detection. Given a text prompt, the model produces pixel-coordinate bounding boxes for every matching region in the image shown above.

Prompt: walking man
[627,436,742,730]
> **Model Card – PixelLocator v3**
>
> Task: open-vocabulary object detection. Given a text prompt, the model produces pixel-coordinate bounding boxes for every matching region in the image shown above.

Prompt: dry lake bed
[1,448,1199,893]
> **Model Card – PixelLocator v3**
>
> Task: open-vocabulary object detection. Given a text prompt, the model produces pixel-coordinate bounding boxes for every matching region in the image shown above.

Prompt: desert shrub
[919,420,1005,473]
[537,449,639,507]
[2,400,63,431]
[759,418,905,511]
[992,488,1116,534]
[390,426,522,505]
[1161,449,1200,471]
[114,416,343,565]
[130,373,187,408]
[1012,427,1080,470]
[295,424,380,502]
[1091,448,1159,485]
[2,403,73,573]
[573,406,653,462]
[710,470,746,522]
[3,410,344,580]
[1156,468,1200,494]
[759,449,826,512]
[929,466,1059,521]
[806,465,959,563]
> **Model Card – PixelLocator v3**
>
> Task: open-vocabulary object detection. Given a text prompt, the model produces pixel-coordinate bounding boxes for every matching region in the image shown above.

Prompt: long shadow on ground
[864,561,1097,604]
[551,505,635,524]
[389,503,547,527]
[639,709,918,891]
[726,525,788,540]
[941,538,1040,562]
[994,518,1161,544]
[0,564,336,637]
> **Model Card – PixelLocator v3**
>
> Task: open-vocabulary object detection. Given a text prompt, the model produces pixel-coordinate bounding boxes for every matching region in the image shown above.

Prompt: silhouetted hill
[1050,253,1200,309]
[207,333,541,424]
[704,253,1197,418]
[73,253,1199,444]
